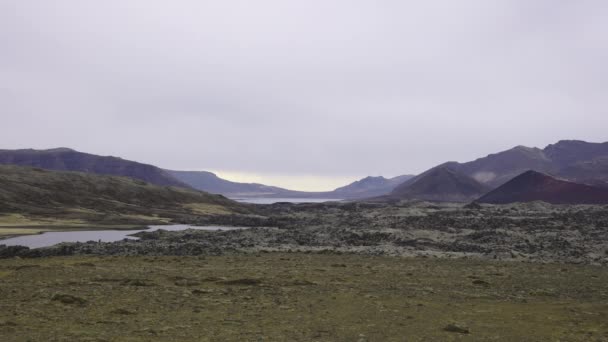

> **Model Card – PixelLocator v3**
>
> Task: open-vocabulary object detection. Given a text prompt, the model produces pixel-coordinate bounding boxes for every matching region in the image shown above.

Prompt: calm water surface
[233,198,343,204]
[0,225,245,249]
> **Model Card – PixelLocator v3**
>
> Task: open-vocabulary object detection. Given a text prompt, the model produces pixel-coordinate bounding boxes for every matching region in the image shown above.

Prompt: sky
[1,1,607,191]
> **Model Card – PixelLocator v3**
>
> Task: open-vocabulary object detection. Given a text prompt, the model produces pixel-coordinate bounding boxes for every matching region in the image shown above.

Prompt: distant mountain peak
[388,165,490,202]
[549,139,588,146]
[356,176,389,184]
[517,169,550,177]
[512,145,541,152]
[362,175,387,181]
[45,147,76,153]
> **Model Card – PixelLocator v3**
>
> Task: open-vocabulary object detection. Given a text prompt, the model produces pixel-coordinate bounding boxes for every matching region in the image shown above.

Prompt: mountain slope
[477,170,608,205]
[0,148,188,188]
[557,157,608,188]
[170,170,414,199]
[387,165,490,202]
[167,170,294,197]
[331,175,414,198]
[424,140,608,189]
[0,165,248,222]
[450,146,556,188]
[544,140,608,168]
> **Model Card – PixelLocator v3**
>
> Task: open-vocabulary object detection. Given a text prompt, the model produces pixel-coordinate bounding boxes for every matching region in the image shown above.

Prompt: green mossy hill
[0,165,250,219]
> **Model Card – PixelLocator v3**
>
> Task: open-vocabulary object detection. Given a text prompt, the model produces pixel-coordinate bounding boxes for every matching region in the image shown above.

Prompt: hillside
[0,165,249,227]
[558,157,608,188]
[453,146,556,187]
[167,170,294,197]
[386,165,490,202]
[411,140,608,190]
[477,170,608,205]
[331,175,414,198]
[0,148,188,188]
[544,140,608,168]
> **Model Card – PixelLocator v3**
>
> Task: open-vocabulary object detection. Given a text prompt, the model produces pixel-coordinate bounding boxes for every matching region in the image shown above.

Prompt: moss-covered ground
[1,253,607,341]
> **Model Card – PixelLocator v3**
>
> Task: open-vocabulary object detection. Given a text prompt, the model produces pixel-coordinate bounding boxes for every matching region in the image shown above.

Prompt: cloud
[1,0,607,189]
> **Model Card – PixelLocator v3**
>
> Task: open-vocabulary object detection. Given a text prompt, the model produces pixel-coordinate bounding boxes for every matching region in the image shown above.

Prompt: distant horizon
[2,138,605,192]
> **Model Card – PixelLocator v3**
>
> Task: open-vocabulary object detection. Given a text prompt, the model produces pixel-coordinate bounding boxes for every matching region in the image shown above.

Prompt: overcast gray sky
[1,1,607,190]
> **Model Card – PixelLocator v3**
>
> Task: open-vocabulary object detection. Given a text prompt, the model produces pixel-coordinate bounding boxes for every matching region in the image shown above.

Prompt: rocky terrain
[4,201,608,266]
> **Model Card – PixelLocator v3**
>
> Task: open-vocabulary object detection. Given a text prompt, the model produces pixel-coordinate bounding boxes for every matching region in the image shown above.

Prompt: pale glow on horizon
[210,170,360,192]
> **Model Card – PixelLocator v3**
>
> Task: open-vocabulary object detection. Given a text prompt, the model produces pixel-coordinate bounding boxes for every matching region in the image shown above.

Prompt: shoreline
[0,224,152,241]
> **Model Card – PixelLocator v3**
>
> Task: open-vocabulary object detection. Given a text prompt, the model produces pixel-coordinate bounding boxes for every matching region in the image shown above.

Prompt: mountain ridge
[0,148,189,188]
[169,170,414,199]
[424,140,608,189]
[383,165,491,202]
[2,139,607,202]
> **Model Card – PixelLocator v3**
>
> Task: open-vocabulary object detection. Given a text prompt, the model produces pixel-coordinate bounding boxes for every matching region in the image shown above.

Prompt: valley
[2,141,608,341]
[4,3,607,340]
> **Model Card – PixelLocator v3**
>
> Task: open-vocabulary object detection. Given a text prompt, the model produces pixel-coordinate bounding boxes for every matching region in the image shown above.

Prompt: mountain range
[1,139,607,204]
[378,140,608,203]
[167,170,414,199]
[0,148,414,200]
[442,140,608,189]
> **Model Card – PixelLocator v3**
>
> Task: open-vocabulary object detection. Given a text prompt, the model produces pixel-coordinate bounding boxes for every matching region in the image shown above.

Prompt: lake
[0,225,245,249]
[232,198,343,204]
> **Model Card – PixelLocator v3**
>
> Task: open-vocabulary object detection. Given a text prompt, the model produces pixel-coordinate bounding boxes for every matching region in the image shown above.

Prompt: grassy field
[0,253,607,341]
[0,213,159,239]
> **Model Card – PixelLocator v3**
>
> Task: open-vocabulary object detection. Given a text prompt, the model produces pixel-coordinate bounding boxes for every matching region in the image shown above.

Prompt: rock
[174,279,202,286]
[0,245,30,259]
[191,289,213,295]
[472,279,490,286]
[111,308,136,315]
[13,264,40,271]
[443,323,470,334]
[464,202,483,210]
[51,293,87,305]
[75,262,96,267]
[219,278,262,286]
[202,276,227,282]
[121,279,154,286]
[0,320,17,326]
[290,279,317,286]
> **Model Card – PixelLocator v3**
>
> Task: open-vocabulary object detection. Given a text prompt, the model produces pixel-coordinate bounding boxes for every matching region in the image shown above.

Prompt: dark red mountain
[477,170,608,205]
